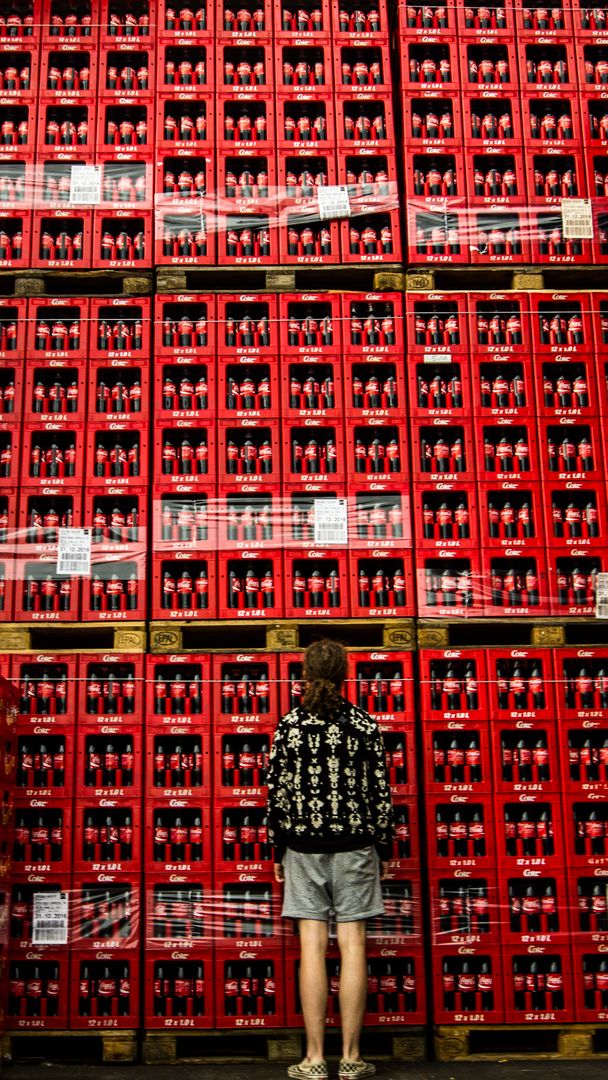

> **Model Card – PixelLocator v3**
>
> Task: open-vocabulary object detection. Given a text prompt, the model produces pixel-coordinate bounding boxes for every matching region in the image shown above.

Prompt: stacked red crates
[420,645,577,1023]
[0,296,23,616]
[0,677,17,1031]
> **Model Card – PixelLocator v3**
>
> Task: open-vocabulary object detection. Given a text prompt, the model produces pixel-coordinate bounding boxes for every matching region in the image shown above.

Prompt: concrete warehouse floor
[4,1063,608,1080]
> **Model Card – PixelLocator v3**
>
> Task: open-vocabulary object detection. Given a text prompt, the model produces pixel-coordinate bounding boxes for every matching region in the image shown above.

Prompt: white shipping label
[32,892,69,945]
[596,572,608,618]
[313,498,348,546]
[561,199,594,240]
[317,185,351,221]
[57,527,92,577]
[69,164,102,205]
[423,352,452,363]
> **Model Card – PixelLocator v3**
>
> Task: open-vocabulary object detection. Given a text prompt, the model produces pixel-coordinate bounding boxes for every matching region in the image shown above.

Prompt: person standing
[266,639,394,1080]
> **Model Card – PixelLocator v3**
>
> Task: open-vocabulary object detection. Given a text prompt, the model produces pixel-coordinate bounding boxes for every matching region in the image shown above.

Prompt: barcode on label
[317,186,351,221]
[69,165,102,206]
[313,498,348,546]
[57,527,92,577]
[596,572,608,618]
[32,893,69,945]
[561,199,594,240]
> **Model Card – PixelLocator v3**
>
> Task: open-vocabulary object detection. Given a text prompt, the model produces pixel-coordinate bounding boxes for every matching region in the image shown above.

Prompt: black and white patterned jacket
[266,699,394,862]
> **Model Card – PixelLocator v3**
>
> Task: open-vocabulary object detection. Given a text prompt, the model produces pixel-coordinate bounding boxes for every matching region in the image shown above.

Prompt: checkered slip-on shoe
[287,1062,329,1079]
[338,1060,377,1080]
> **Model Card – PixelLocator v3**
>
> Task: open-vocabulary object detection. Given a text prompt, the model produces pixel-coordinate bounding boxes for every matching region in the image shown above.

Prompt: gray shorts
[281,846,384,922]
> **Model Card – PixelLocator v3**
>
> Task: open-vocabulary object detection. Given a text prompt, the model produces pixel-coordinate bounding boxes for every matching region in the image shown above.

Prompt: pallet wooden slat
[0,622,147,653]
[0,1030,138,1064]
[155,264,403,295]
[149,619,416,653]
[435,1024,608,1062]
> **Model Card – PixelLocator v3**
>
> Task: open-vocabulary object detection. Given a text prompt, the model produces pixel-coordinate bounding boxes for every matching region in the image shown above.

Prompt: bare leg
[337,920,367,1061]
[299,919,329,1063]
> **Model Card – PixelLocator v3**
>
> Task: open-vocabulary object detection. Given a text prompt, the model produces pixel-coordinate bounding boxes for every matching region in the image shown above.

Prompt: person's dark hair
[301,639,347,717]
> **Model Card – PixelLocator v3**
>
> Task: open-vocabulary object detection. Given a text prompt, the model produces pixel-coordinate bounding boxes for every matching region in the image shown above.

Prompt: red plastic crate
[335,95,393,148]
[539,417,604,482]
[218,355,277,420]
[145,874,213,952]
[0,427,17,489]
[32,208,92,267]
[416,547,484,617]
[278,292,341,355]
[155,95,213,157]
[469,207,532,264]
[495,792,565,868]
[581,92,608,148]
[283,549,350,617]
[216,293,278,355]
[405,94,464,150]
[86,421,147,489]
[406,149,465,205]
[418,648,490,723]
[333,0,391,39]
[568,867,608,943]
[400,39,461,92]
[525,147,587,205]
[502,944,574,1022]
[73,797,140,876]
[215,207,275,266]
[423,720,492,795]
[498,865,572,946]
[519,41,577,90]
[476,417,540,483]
[345,418,408,485]
[544,479,608,551]
[156,359,216,425]
[578,41,608,89]
[481,548,550,617]
[344,356,407,420]
[346,485,411,549]
[399,0,457,37]
[0,47,39,102]
[217,419,278,485]
[471,357,534,419]
[39,47,97,100]
[280,419,340,485]
[345,649,416,727]
[93,209,152,268]
[214,795,272,874]
[559,716,608,796]
[337,147,396,203]
[491,718,561,795]
[478,482,543,551]
[427,794,496,869]
[0,0,42,44]
[334,41,392,93]
[213,723,273,797]
[89,295,151,362]
[0,209,31,267]
[88,361,148,426]
[6,953,70,1030]
[218,42,273,90]
[571,944,608,1021]
[413,483,480,551]
[70,949,140,1029]
[13,796,72,875]
[97,101,153,157]
[534,354,599,417]
[70,875,139,953]
[428,868,500,948]
[548,550,607,615]
[405,291,469,356]
[0,369,22,435]
[457,0,517,36]
[410,418,475,483]
[151,550,218,620]
[564,791,608,868]
[144,951,214,1029]
[84,484,147,554]
[0,297,26,358]
[157,0,213,37]
[529,206,594,264]
[23,356,86,425]
[153,488,217,553]
[155,293,216,359]
[340,206,401,263]
[217,549,283,618]
[554,647,608,723]
[145,797,211,875]
[278,207,339,266]
[348,551,415,618]
[281,358,344,421]
[406,203,469,264]
[273,0,332,39]
[15,723,73,800]
[216,949,285,1028]
[11,653,78,724]
[147,733,211,803]
[145,653,213,730]
[8,877,72,952]
[462,92,524,152]
[367,877,424,947]
[41,0,100,43]
[341,291,403,357]
[27,296,89,358]
[409,356,472,421]
[486,647,557,721]
[76,725,142,799]
[216,95,273,151]
[213,874,282,946]
[20,421,85,488]
[277,651,304,715]
[461,40,520,92]
[285,945,425,1027]
[158,147,216,206]
[465,146,527,205]
[521,93,582,147]
[82,550,147,623]
[98,44,155,100]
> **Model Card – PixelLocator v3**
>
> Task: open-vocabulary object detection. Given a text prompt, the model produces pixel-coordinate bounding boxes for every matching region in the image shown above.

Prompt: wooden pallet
[406,265,608,292]
[417,617,608,650]
[149,618,416,653]
[0,268,153,298]
[0,621,146,653]
[143,1026,425,1065]
[435,1023,608,1061]
[156,264,404,295]
[0,1029,137,1064]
